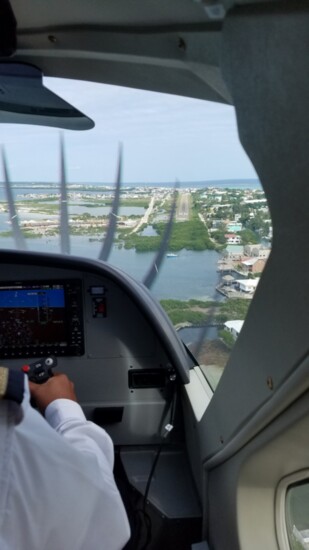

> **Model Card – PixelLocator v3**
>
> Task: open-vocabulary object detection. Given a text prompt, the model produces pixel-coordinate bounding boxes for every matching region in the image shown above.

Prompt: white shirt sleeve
[1,389,131,550]
[45,398,115,468]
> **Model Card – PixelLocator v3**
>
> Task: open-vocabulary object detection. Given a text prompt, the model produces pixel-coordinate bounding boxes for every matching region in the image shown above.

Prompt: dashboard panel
[0,279,84,358]
[0,250,192,445]
[0,251,203,544]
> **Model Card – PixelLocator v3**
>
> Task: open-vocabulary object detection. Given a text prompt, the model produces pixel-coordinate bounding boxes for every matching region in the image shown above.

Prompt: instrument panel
[0,250,191,444]
[0,279,84,358]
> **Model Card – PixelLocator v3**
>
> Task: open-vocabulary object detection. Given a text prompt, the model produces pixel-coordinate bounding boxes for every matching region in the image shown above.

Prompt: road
[130,190,190,234]
[130,195,155,234]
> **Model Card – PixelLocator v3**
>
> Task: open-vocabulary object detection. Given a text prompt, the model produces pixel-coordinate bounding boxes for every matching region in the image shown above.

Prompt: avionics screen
[0,280,84,358]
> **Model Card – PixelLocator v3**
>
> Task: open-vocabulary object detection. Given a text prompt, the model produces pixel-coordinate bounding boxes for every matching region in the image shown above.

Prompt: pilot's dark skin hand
[29,373,77,414]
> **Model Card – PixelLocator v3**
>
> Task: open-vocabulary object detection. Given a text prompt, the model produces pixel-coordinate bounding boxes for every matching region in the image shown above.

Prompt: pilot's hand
[29,373,77,414]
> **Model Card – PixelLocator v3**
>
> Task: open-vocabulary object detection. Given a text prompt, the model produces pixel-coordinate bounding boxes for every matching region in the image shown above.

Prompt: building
[227,222,242,233]
[241,257,267,274]
[223,245,244,260]
[244,245,270,259]
[225,233,241,244]
[222,274,235,286]
[224,320,244,340]
[235,278,260,293]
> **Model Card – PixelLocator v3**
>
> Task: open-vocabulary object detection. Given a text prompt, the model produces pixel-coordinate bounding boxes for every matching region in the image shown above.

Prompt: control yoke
[22,356,58,384]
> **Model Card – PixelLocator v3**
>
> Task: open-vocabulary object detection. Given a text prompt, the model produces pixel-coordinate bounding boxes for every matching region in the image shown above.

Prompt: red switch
[22,365,30,373]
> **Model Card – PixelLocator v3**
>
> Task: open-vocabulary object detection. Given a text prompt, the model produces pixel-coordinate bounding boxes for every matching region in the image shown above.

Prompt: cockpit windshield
[0,76,272,389]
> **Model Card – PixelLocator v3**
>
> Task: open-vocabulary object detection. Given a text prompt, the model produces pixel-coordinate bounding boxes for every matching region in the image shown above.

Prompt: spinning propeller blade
[2,147,27,250]
[98,144,122,262]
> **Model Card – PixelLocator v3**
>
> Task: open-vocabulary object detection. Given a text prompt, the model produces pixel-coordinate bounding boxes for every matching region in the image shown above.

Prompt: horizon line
[0,177,261,186]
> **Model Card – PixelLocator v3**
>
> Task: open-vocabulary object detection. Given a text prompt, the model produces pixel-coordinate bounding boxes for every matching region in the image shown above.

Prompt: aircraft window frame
[183,366,213,422]
[0,76,271,395]
[276,470,309,550]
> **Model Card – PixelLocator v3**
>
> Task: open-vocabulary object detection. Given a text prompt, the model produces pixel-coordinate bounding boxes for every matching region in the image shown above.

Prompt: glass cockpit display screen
[0,280,84,358]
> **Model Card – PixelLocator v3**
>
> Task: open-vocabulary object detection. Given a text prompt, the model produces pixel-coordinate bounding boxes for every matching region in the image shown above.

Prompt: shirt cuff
[45,399,86,429]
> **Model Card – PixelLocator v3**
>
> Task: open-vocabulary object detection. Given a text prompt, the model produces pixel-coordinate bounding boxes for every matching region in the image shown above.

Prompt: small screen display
[0,280,84,358]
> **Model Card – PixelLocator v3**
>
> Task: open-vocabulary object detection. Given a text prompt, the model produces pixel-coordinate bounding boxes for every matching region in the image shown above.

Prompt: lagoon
[0,234,222,301]
[0,180,261,302]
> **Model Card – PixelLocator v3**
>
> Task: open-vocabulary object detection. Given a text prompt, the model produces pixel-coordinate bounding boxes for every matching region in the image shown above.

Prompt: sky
[0,77,257,184]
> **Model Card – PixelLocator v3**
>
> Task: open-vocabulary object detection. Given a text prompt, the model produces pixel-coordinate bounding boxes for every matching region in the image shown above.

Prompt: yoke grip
[22,356,57,384]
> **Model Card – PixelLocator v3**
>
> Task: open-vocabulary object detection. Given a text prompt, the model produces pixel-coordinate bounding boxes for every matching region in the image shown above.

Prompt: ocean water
[0,179,261,301]
[0,178,262,201]
[0,234,222,301]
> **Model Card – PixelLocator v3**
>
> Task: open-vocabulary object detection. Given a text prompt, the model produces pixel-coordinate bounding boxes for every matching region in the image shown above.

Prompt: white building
[224,320,244,340]
[235,278,260,293]
[226,235,241,244]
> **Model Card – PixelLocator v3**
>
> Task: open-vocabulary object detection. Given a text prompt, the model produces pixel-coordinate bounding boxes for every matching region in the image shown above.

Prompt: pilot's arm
[0,370,130,550]
[30,373,115,469]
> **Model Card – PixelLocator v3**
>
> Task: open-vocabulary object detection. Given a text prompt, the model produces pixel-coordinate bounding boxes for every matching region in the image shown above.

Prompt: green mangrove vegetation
[218,329,235,349]
[122,211,216,252]
[160,298,251,326]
